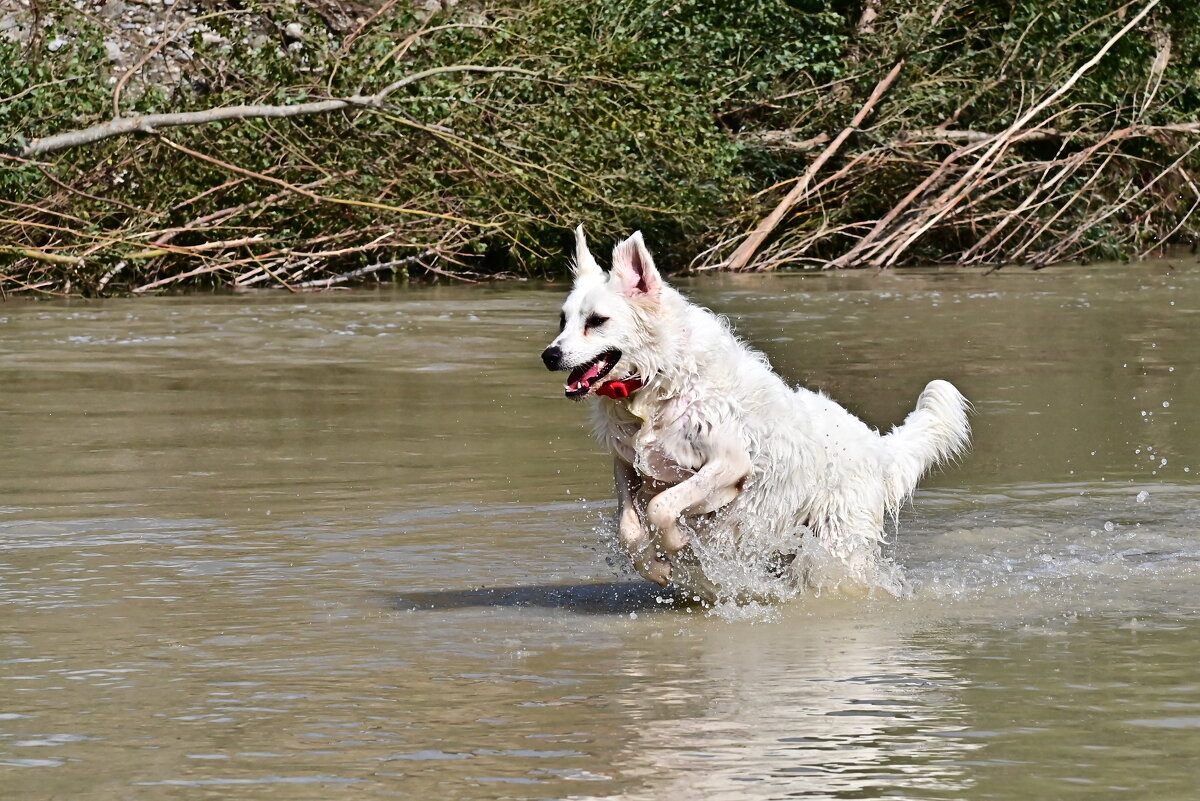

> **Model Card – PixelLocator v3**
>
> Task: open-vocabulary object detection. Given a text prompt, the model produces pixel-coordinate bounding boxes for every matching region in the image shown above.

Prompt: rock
[104,39,124,64]
[97,1,128,23]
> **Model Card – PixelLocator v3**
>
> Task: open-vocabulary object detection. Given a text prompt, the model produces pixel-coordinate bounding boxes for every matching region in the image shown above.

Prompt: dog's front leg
[614,457,672,586]
[646,439,751,554]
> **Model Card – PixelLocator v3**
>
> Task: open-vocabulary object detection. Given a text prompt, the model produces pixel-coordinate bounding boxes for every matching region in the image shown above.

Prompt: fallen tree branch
[15,65,536,158]
[0,245,83,266]
[125,235,267,260]
[738,130,832,152]
[293,252,439,288]
[872,0,1161,268]
[1037,139,1200,265]
[0,271,68,296]
[1142,167,1200,258]
[825,137,986,269]
[723,58,905,271]
[732,120,1200,161]
[130,251,274,293]
[897,127,1064,145]
[962,125,1129,264]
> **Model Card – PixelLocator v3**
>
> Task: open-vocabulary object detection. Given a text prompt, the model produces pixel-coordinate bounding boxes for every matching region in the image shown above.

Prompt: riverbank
[3,0,1199,296]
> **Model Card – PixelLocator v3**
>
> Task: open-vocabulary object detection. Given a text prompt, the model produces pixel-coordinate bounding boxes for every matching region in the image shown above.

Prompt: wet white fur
[546,227,971,594]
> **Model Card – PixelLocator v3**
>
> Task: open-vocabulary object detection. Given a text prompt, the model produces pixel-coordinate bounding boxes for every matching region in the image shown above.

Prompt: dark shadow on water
[382,580,692,615]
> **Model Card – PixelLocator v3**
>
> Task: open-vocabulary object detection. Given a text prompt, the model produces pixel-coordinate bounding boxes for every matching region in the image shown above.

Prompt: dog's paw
[646,499,690,553]
[622,534,673,586]
[638,558,672,587]
[629,547,672,586]
[658,526,690,555]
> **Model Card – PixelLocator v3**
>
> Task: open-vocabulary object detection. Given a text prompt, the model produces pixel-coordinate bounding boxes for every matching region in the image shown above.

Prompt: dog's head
[541,226,665,400]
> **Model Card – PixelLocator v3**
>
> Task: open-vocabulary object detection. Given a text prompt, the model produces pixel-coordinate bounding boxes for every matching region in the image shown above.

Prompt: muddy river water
[3,263,1200,799]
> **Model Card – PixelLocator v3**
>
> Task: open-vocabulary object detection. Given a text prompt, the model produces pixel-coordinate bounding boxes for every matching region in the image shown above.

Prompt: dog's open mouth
[565,349,621,398]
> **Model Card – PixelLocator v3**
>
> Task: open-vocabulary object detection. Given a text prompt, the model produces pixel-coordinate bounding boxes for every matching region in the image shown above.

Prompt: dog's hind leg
[805,504,905,594]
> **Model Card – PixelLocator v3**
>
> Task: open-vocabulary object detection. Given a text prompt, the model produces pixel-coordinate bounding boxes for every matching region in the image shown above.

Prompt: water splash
[605,514,911,617]
[591,481,1200,621]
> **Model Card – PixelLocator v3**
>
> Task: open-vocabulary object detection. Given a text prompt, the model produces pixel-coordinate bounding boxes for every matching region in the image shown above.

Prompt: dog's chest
[599,397,704,484]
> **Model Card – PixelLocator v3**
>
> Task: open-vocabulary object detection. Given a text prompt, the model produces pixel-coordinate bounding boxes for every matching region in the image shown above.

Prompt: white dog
[541,227,970,601]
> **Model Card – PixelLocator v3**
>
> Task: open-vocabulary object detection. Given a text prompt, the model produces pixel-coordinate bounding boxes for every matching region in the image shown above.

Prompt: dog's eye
[585,314,608,330]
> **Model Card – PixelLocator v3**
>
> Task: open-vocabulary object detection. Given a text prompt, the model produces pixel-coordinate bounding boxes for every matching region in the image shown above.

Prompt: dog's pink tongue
[567,359,607,392]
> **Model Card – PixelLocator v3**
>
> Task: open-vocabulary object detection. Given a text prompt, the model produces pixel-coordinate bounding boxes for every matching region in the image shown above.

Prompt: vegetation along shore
[2,0,1199,296]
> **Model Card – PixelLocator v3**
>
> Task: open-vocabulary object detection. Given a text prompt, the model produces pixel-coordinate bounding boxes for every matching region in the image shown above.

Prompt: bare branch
[739,130,831,152]
[293,252,440,288]
[16,65,537,158]
[155,137,499,228]
[873,0,1161,268]
[0,246,83,266]
[724,59,906,271]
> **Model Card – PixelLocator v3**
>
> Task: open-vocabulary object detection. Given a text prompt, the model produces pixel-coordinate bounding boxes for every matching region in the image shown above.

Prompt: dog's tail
[881,379,971,512]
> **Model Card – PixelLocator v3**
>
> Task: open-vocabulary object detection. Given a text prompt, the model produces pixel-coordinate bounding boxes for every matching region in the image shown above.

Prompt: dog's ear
[611,232,661,299]
[571,225,604,282]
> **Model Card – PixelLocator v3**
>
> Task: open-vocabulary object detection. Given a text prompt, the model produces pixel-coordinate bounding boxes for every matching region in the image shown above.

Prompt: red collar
[595,376,644,400]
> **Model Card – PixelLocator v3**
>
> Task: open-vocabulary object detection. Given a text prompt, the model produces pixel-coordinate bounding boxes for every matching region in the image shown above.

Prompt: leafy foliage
[1,0,1198,294]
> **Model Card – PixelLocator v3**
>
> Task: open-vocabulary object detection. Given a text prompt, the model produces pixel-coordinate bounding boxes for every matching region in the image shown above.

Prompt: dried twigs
[7,0,1199,294]
[723,59,904,271]
[292,250,442,288]
[1142,167,1200,259]
[155,136,495,228]
[706,0,1197,273]
[867,0,1161,268]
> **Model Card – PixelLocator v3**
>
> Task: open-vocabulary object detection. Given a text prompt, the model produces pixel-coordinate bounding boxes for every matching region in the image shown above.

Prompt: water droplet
[629,611,638,620]
[1163,401,1170,408]
[1136,491,1149,503]
[1104,521,1116,531]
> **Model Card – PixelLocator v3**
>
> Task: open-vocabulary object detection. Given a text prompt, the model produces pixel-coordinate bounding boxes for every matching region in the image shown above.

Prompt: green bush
[1,0,1198,294]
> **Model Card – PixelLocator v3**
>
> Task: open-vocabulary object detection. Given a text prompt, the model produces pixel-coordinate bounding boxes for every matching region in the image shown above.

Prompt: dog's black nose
[541,345,563,371]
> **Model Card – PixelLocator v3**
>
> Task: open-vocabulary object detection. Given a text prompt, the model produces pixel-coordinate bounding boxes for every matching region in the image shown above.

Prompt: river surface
[2,263,1200,799]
